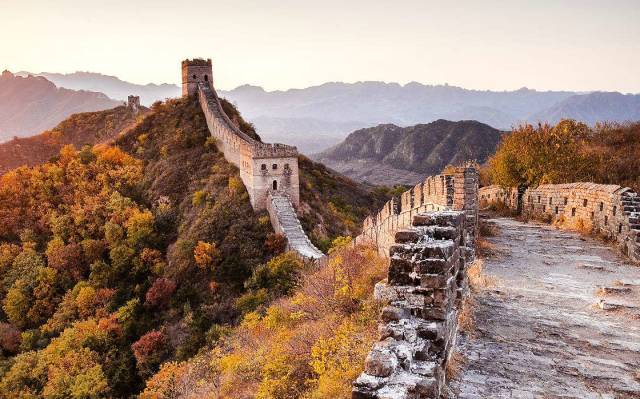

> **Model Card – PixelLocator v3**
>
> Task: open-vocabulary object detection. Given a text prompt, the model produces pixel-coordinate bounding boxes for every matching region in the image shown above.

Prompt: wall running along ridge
[352,168,478,398]
[183,58,322,259]
[480,183,640,262]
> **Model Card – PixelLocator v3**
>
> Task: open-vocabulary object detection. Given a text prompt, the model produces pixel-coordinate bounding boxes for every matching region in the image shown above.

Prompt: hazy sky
[1,0,639,92]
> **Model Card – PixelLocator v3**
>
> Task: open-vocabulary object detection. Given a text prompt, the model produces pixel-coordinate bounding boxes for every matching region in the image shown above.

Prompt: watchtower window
[272,164,278,170]
[284,163,290,170]
[204,75,209,82]
[192,74,196,79]
[272,180,278,190]
[261,164,267,170]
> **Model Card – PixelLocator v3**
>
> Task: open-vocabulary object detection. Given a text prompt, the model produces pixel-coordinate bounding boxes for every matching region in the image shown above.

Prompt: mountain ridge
[10,71,640,153]
[315,119,503,185]
[0,70,121,141]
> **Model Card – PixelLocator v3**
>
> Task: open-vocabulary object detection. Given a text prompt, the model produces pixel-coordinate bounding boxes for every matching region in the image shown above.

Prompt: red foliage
[145,278,176,308]
[98,314,122,337]
[0,322,21,353]
[265,233,287,255]
[47,242,85,280]
[131,330,167,366]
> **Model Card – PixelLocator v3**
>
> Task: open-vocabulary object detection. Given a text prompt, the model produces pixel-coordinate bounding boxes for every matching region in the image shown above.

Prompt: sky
[1,0,639,92]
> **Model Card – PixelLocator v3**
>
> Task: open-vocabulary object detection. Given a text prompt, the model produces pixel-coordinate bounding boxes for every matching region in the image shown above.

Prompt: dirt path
[451,217,640,399]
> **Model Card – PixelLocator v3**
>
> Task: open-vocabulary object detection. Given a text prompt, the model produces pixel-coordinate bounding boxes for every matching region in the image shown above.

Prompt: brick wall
[479,183,640,262]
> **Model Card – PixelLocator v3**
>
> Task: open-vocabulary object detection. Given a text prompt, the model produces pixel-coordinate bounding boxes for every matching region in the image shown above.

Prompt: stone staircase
[268,193,325,260]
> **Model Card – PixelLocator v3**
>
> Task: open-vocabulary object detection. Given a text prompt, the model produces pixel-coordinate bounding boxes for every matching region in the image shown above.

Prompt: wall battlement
[480,183,640,262]
[356,167,478,256]
[353,210,476,398]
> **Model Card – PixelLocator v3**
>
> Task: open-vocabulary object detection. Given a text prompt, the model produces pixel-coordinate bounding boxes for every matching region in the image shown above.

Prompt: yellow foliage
[193,241,219,269]
[228,176,244,195]
[170,244,388,399]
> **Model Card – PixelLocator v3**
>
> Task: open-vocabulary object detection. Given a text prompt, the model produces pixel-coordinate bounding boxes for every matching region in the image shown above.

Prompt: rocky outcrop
[267,193,324,260]
[353,211,474,398]
[480,183,640,262]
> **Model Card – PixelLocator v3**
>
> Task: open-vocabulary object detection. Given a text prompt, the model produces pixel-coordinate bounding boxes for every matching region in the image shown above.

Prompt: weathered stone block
[419,273,449,289]
[417,241,456,260]
[414,258,451,274]
[381,306,411,322]
[365,347,398,377]
[395,229,420,243]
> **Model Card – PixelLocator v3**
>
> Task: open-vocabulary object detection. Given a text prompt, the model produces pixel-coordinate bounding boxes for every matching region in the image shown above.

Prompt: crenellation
[352,209,475,398]
[187,59,300,210]
[355,167,478,257]
[480,183,640,262]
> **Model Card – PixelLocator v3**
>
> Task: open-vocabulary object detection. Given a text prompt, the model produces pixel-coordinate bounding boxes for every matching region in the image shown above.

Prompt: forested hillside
[0,105,143,174]
[0,95,385,397]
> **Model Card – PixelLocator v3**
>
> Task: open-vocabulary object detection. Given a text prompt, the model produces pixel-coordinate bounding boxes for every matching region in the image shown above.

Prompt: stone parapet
[480,183,640,262]
[252,142,298,158]
[355,167,478,257]
[352,210,473,398]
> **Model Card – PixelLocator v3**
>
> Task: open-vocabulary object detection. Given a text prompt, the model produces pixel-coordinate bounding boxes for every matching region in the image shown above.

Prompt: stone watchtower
[127,95,140,112]
[182,59,213,96]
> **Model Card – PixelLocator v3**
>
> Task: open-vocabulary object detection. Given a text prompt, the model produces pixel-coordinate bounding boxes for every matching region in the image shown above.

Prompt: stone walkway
[451,217,640,399]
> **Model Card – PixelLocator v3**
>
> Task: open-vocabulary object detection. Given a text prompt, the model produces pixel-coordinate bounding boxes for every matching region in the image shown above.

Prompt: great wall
[182,57,640,398]
[182,59,323,260]
[350,176,640,398]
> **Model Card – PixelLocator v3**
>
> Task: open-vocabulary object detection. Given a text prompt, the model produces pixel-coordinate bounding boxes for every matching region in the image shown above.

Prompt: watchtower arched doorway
[272,180,278,190]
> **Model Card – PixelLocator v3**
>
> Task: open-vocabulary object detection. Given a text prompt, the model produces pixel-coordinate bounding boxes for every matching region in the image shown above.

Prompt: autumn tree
[488,120,592,187]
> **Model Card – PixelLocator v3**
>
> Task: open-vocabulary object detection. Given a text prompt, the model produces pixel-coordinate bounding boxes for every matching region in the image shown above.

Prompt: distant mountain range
[8,71,640,153]
[530,92,640,126]
[16,71,180,106]
[218,83,640,153]
[0,70,121,141]
[315,120,503,186]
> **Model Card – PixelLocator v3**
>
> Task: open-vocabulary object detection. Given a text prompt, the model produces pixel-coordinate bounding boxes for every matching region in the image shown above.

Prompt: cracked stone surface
[451,217,640,399]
